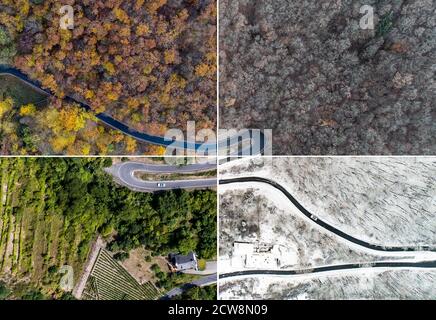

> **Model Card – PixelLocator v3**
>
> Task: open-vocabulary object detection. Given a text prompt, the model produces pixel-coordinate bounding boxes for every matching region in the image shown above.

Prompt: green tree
[113,251,130,262]
[0,282,11,300]
[0,26,16,63]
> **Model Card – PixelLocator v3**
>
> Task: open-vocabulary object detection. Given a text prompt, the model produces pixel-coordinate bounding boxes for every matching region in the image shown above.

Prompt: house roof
[233,242,255,255]
[170,252,197,270]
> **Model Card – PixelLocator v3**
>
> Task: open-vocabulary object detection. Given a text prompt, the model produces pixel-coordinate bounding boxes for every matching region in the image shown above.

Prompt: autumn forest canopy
[0,0,216,155]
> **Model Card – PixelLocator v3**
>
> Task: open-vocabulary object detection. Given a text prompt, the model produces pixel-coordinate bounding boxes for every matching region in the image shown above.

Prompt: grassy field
[0,75,48,107]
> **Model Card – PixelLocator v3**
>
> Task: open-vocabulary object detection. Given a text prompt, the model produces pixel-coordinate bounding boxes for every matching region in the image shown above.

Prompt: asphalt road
[0,65,265,156]
[106,161,217,192]
[220,177,436,253]
[104,160,217,298]
[219,177,436,283]
[219,261,436,280]
[163,273,217,299]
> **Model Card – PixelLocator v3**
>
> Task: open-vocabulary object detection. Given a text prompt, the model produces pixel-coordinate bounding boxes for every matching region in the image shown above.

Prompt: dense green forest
[0,157,216,298]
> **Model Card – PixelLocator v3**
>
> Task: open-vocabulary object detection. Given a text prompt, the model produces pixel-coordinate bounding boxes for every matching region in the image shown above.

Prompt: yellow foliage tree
[17,0,30,17]
[107,92,119,101]
[85,90,95,100]
[113,7,130,24]
[126,97,141,109]
[147,145,166,156]
[103,61,116,75]
[58,106,87,132]
[195,63,210,77]
[143,64,154,75]
[146,0,167,15]
[135,0,145,10]
[50,134,75,153]
[0,97,14,119]
[41,74,57,93]
[81,143,91,155]
[169,73,187,89]
[164,49,177,64]
[125,136,137,153]
[136,24,150,36]
[19,103,36,116]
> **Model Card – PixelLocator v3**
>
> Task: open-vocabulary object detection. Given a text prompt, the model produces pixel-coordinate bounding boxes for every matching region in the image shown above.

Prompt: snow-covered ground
[219,185,436,273]
[220,157,436,247]
[219,269,436,300]
[219,157,436,299]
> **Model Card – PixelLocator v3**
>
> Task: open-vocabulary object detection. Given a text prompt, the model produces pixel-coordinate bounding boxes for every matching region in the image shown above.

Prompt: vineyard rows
[82,249,160,300]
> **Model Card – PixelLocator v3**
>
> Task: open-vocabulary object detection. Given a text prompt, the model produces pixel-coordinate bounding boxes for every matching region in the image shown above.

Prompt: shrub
[113,251,130,262]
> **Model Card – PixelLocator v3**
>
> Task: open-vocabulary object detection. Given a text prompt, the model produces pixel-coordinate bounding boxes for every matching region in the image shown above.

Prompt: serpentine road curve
[220,177,436,253]
[105,161,217,192]
[219,177,436,282]
[0,65,265,155]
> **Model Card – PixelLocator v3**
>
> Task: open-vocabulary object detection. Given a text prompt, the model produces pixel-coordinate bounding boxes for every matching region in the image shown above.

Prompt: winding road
[0,65,265,156]
[162,273,217,299]
[219,177,436,282]
[220,177,436,252]
[105,161,217,192]
[103,160,218,298]
[219,261,436,280]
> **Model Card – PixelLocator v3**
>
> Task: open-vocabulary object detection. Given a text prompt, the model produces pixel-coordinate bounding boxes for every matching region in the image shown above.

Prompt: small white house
[169,252,198,271]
